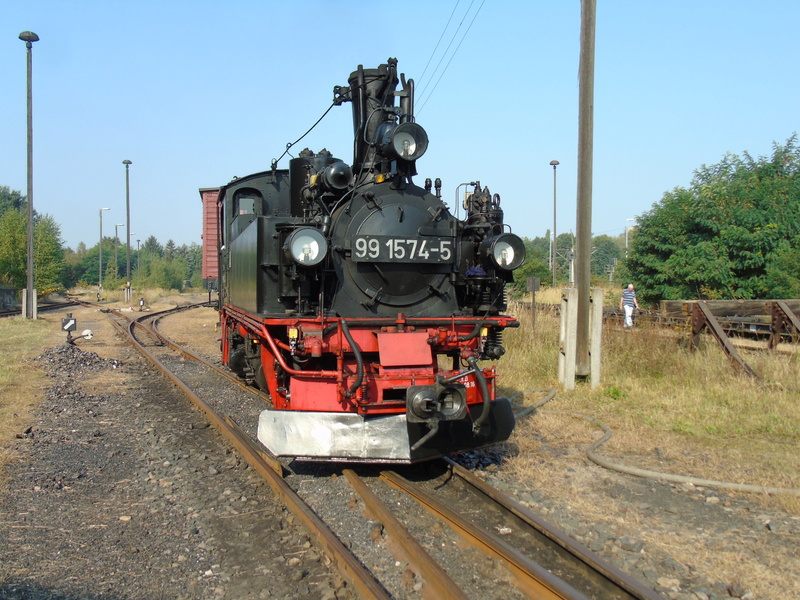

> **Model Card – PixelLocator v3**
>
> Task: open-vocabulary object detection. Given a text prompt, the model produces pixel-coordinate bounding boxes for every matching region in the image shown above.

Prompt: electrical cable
[512,388,800,496]
[271,102,337,169]
[271,72,385,170]
[416,0,472,103]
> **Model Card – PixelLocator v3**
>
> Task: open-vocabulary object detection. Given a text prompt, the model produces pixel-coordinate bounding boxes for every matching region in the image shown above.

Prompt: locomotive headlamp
[285,228,328,267]
[380,122,429,162]
[480,233,526,271]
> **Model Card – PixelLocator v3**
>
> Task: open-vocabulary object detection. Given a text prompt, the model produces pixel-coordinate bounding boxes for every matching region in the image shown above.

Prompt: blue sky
[1,0,797,252]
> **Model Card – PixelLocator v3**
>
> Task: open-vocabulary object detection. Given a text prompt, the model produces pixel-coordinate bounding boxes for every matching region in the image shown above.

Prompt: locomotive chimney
[348,59,399,174]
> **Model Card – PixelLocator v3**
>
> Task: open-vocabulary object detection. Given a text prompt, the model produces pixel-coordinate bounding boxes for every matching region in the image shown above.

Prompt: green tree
[63,246,82,288]
[0,186,26,217]
[512,236,552,294]
[0,208,65,293]
[591,235,621,279]
[164,239,177,261]
[142,235,163,258]
[764,237,800,297]
[628,135,800,302]
[0,209,27,287]
[34,215,66,293]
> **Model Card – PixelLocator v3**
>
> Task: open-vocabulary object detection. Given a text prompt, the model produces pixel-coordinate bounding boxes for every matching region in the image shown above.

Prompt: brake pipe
[254,322,338,379]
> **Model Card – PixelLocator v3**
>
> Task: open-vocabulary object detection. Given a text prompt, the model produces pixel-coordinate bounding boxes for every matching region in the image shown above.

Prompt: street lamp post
[98,208,110,293]
[129,233,135,290]
[549,160,559,287]
[123,159,132,301]
[625,218,635,258]
[114,223,124,277]
[19,31,39,319]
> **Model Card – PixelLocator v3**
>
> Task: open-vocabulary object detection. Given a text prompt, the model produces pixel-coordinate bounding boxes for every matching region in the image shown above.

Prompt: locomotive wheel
[254,362,267,391]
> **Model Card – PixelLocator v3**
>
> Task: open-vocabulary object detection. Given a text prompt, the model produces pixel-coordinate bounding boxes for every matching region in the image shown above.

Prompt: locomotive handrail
[228,309,519,332]
[226,305,519,381]
[257,322,341,380]
[226,307,340,380]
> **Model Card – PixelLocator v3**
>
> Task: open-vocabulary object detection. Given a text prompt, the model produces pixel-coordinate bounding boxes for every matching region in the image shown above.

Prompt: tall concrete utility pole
[575,0,596,377]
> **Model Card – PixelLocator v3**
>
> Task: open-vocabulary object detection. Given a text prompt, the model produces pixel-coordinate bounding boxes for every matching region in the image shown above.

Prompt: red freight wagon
[199,187,220,290]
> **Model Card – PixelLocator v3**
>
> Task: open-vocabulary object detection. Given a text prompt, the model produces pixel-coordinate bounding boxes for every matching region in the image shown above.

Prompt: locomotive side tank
[216,58,525,462]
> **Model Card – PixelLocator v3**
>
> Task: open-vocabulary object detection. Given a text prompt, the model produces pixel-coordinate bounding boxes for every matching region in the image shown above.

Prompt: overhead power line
[416,0,462,87]
[416,0,486,114]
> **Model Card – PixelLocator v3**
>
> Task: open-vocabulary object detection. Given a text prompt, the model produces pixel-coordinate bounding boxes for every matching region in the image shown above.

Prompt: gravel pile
[36,341,122,374]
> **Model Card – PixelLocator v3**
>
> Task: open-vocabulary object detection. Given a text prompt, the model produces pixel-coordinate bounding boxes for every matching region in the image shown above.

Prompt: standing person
[620,283,640,328]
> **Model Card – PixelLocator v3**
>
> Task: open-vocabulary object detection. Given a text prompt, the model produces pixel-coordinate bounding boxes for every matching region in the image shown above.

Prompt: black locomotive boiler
[215,58,525,462]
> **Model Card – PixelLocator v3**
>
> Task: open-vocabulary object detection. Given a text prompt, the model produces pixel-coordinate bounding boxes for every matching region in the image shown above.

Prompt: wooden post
[527,276,540,332]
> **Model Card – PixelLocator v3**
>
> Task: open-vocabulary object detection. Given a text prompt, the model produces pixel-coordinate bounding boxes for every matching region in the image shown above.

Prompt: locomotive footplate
[256,398,515,463]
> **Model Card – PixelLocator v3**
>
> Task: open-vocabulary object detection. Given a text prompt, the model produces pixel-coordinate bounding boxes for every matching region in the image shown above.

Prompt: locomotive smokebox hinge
[428,205,445,221]
[360,287,383,308]
[363,191,381,211]
[427,284,445,298]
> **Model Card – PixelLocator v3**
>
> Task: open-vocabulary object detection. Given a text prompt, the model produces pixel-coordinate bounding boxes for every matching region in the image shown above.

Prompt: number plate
[352,235,454,263]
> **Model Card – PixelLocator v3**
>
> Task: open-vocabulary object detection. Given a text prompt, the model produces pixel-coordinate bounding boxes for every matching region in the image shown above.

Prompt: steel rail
[149,309,271,401]
[444,458,661,600]
[342,469,470,600]
[0,300,81,318]
[104,308,392,600]
[380,470,590,600]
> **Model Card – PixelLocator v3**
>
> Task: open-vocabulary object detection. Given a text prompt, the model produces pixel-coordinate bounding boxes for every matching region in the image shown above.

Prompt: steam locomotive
[215,58,525,462]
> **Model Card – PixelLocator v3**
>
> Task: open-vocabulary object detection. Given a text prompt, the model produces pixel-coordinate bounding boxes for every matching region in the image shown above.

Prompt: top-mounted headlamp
[378,122,429,162]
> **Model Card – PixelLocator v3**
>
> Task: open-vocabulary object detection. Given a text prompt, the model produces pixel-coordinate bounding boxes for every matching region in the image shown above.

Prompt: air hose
[339,320,364,398]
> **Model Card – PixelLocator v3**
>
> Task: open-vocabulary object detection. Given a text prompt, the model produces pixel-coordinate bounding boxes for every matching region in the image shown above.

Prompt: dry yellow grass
[0,316,58,474]
[498,302,800,598]
[500,302,800,512]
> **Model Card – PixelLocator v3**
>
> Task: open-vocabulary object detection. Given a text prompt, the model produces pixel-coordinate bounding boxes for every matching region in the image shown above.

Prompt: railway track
[103,303,661,599]
[0,299,81,318]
